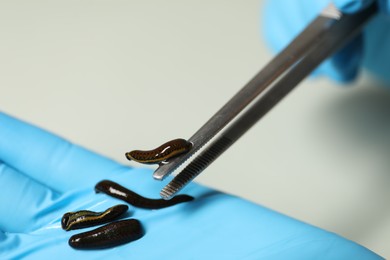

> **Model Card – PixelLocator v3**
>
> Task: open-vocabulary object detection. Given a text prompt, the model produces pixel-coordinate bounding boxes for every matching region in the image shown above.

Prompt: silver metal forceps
[153,3,377,199]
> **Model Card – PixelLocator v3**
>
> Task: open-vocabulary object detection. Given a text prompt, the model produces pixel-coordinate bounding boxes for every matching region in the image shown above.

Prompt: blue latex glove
[0,112,382,259]
[262,0,390,84]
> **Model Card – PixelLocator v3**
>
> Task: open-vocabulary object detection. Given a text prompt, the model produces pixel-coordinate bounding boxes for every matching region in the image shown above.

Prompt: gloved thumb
[334,0,390,15]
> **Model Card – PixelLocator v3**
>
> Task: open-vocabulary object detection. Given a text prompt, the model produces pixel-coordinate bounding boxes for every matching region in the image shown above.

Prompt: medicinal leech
[68,219,144,249]
[95,180,194,209]
[62,204,129,231]
[125,138,192,164]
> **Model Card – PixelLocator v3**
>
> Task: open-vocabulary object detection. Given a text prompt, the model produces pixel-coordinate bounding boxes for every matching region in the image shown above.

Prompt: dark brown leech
[95,180,194,209]
[68,219,144,249]
[125,138,192,164]
[61,204,128,231]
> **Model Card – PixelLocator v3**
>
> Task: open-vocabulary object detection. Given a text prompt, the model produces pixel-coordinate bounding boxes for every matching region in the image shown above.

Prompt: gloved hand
[262,0,390,84]
[0,112,382,259]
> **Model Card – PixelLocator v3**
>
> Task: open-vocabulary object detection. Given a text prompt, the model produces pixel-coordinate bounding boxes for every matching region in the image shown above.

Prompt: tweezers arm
[153,4,344,182]
[157,3,377,199]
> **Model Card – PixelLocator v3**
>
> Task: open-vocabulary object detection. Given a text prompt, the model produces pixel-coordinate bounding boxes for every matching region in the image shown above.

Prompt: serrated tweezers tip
[160,136,233,199]
[160,184,180,200]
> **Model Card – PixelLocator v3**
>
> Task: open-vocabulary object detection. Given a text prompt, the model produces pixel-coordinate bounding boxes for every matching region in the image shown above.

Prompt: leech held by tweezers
[125,138,192,165]
[61,204,129,231]
[68,219,144,249]
[95,180,194,208]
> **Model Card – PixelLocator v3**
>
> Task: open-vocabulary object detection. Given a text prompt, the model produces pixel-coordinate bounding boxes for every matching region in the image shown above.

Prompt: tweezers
[153,3,377,199]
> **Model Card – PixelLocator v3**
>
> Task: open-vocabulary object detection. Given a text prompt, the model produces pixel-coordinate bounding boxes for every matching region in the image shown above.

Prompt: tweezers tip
[160,184,178,200]
[153,164,172,180]
[153,172,165,181]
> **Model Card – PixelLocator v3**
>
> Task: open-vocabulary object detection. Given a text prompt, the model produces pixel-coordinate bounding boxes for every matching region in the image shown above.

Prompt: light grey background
[1,0,389,257]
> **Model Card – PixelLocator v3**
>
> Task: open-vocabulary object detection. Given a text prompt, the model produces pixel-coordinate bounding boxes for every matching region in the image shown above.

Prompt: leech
[61,204,129,231]
[68,219,144,249]
[95,180,194,209]
[125,138,192,164]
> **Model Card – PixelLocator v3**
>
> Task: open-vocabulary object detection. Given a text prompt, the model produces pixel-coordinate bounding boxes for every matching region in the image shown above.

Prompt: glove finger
[0,163,60,233]
[0,112,125,193]
[333,0,375,13]
[362,14,390,83]
[262,0,362,83]
[379,0,390,15]
[311,35,362,82]
[262,0,329,53]
[0,231,21,256]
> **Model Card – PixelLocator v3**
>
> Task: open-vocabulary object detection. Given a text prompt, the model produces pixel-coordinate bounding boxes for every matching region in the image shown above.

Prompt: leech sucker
[95,180,194,209]
[68,219,144,249]
[61,204,129,231]
[125,138,192,164]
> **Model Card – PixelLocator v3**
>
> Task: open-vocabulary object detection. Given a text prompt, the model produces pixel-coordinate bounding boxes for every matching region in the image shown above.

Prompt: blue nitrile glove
[0,112,382,259]
[262,0,390,84]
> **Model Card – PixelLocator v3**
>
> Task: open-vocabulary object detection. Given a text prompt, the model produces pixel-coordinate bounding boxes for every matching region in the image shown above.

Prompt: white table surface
[1,0,389,257]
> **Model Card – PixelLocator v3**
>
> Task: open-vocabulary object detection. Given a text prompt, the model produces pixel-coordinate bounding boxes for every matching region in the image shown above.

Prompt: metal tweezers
[153,3,377,199]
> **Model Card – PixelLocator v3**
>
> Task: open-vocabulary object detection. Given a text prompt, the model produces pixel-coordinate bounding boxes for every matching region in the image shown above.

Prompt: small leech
[69,219,144,250]
[61,204,129,231]
[125,138,192,165]
[95,180,194,209]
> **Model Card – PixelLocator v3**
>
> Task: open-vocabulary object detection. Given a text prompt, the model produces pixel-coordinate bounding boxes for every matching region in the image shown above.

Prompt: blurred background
[1,0,389,257]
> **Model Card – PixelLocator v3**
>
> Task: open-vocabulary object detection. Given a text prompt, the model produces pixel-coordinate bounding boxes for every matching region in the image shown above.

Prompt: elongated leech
[61,204,128,231]
[125,138,192,164]
[69,219,144,249]
[95,180,194,209]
